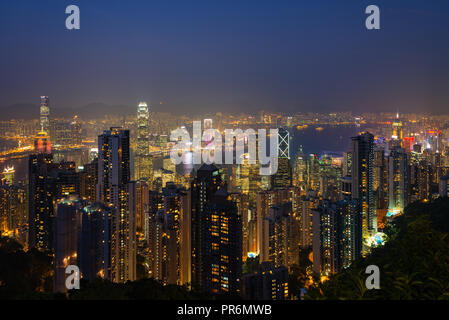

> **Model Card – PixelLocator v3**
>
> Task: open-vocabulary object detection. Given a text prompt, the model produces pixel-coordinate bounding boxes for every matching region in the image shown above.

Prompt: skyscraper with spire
[135,102,152,181]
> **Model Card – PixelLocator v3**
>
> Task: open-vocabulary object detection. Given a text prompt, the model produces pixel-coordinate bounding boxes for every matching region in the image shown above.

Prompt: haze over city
[1,0,449,308]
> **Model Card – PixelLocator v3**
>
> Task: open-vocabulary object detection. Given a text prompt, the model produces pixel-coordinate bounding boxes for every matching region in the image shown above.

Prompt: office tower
[190,163,225,290]
[53,197,84,293]
[40,96,50,132]
[97,128,136,283]
[271,128,292,188]
[388,147,409,216]
[148,183,191,285]
[79,158,98,202]
[79,202,114,281]
[242,262,289,300]
[351,132,376,251]
[135,102,153,181]
[202,189,242,295]
[313,198,361,275]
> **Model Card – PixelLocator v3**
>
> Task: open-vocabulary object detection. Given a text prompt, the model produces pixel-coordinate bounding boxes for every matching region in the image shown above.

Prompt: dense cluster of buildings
[0,97,449,300]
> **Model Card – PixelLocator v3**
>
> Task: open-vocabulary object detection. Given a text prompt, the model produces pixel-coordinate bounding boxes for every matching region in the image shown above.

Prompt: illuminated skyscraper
[261,204,289,268]
[388,147,408,216]
[202,189,242,295]
[312,198,361,275]
[78,158,98,202]
[190,164,225,290]
[97,128,136,283]
[28,150,79,252]
[0,182,27,239]
[351,132,376,252]
[28,153,54,251]
[148,183,191,286]
[40,96,50,133]
[135,102,152,181]
[271,128,292,188]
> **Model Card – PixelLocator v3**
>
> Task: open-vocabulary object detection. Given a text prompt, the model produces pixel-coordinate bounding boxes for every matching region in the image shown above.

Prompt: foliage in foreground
[306,197,449,300]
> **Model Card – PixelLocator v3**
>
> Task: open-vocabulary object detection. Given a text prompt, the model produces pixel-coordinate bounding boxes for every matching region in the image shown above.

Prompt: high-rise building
[40,96,50,133]
[351,132,376,252]
[313,198,361,275]
[257,188,299,269]
[202,189,242,295]
[79,202,115,282]
[97,128,136,283]
[135,102,153,181]
[28,153,54,251]
[148,183,191,286]
[79,158,98,202]
[242,262,288,300]
[0,182,27,240]
[388,147,408,216]
[53,197,85,293]
[373,147,388,219]
[190,163,226,291]
[229,192,250,261]
[271,128,292,188]
[261,204,289,268]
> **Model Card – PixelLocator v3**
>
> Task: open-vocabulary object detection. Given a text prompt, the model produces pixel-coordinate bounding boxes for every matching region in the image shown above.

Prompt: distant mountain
[0,103,135,121]
[0,103,39,120]
[72,103,134,119]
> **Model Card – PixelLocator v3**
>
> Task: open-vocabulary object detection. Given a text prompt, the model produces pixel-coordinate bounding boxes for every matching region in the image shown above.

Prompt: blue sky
[1,0,448,115]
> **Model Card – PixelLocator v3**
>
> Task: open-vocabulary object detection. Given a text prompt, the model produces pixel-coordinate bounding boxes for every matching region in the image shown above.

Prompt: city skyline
[1,0,449,305]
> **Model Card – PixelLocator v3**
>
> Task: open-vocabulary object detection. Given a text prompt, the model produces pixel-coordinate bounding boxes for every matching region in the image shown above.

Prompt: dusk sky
[1,0,449,115]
